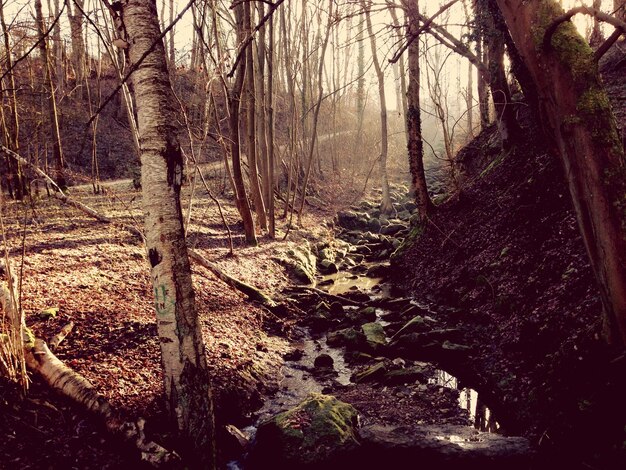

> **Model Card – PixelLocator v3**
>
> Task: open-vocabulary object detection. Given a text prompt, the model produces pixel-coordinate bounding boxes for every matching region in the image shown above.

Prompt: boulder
[327,327,365,350]
[319,259,339,274]
[352,361,387,383]
[347,306,377,325]
[368,218,382,233]
[249,394,360,469]
[361,322,387,352]
[281,243,317,284]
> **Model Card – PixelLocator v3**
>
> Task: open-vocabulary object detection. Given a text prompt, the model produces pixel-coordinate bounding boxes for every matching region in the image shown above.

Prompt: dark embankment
[395,48,626,469]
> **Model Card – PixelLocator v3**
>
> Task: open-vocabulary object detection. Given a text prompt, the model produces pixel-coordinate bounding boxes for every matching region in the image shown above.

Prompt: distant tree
[35,0,66,189]
[230,1,258,245]
[496,0,626,347]
[106,0,215,466]
[362,0,393,214]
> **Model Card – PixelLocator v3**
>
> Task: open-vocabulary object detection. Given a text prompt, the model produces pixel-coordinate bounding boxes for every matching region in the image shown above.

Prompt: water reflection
[431,370,500,433]
[320,270,382,295]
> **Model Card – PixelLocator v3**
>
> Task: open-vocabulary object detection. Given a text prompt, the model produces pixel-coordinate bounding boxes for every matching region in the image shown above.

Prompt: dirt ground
[0,176,347,469]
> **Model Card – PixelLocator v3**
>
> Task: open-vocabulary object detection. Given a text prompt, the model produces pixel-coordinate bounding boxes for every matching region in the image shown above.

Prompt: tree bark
[496,0,626,347]
[480,0,521,147]
[363,0,393,214]
[244,1,268,231]
[403,0,433,221]
[110,0,215,466]
[35,0,66,189]
[230,1,258,245]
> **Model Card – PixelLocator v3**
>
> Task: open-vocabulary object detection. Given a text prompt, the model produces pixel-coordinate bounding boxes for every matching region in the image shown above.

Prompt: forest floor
[1,40,625,470]
[0,172,401,468]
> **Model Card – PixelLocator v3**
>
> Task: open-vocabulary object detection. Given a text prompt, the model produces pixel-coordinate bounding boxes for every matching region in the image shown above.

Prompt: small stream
[229,266,500,468]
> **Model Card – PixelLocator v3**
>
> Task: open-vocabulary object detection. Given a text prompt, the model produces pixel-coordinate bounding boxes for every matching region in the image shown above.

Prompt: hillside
[395,43,626,468]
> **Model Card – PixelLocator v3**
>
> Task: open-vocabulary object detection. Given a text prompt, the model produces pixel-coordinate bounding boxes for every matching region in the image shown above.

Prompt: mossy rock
[250,394,360,469]
[390,223,424,266]
[390,315,430,342]
[361,322,387,352]
[319,259,339,274]
[327,327,365,350]
[282,242,317,284]
[383,365,430,385]
[352,361,387,383]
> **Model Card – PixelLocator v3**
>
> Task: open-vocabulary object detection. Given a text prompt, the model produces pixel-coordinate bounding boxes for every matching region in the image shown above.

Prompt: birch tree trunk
[109,1,215,466]
[496,0,626,347]
[403,0,433,221]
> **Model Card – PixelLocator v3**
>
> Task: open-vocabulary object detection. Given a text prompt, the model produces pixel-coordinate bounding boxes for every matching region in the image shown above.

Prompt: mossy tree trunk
[496,0,626,347]
[109,0,215,466]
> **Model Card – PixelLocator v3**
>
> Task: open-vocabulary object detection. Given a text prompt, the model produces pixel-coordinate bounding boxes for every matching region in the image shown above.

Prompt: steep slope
[395,45,626,468]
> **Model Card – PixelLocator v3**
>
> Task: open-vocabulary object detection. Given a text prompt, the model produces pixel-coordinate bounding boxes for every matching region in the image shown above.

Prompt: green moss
[532,1,595,84]
[390,222,424,264]
[261,394,359,464]
[22,326,35,349]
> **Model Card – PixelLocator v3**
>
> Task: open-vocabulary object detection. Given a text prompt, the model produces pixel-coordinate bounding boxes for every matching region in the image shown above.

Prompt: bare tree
[107,0,215,466]
[36,0,66,189]
[362,0,393,214]
[402,0,433,220]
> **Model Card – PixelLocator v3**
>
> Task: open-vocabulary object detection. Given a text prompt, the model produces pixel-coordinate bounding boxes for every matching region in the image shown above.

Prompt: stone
[347,306,373,324]
[249,394,360,469]
[314,354,334,369]
[361,322,387,352]
[352,361,387,383]
[383,365,430,385]
[381,223,407,236]
[396,210,411,221]
[327,327,365,350]
[319,259,339,274]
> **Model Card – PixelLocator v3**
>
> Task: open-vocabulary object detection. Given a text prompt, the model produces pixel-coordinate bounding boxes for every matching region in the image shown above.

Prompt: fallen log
[188,250,278,311]
[26,339,179,466]
[48,321,74,351]
[1,145,282,315]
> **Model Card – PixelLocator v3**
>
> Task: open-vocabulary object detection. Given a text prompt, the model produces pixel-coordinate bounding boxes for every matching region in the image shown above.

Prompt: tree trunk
[363,1,393,214]
[36,0,66,189]
[110,1,216,466]
[403,0,433,221]
[244,1,268,231]
[65,0,86,88]
[481,0,521,147]
[230,1,258,245]
[0,0,25,199]
[496,0,626,347]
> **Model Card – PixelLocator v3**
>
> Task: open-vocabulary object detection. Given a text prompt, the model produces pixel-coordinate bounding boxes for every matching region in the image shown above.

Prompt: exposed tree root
[25,339,179,467]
